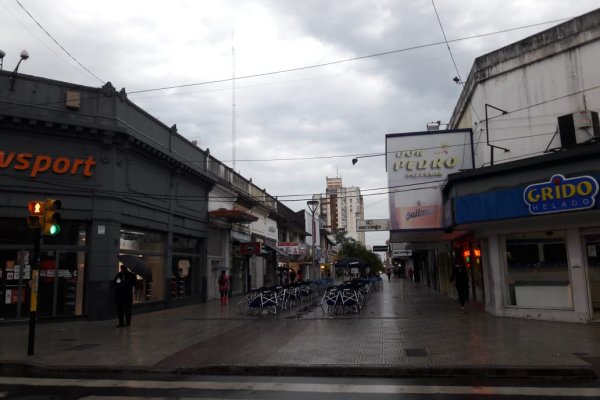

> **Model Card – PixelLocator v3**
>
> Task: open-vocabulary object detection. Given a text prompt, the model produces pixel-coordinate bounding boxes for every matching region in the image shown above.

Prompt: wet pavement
[1,278,599,379]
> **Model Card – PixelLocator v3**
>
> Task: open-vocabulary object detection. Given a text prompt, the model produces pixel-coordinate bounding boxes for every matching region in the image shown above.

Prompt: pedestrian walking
[113,265,136,328]
[218,270,230,306]
[407,265,415,284]
[297,269,303,282]
[288,268,296,285]
[386,269,391,281]
[450,264,469,313]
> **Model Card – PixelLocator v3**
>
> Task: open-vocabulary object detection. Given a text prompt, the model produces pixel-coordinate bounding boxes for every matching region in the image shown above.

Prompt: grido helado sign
[386,130,473,230]
[0,150,96,178]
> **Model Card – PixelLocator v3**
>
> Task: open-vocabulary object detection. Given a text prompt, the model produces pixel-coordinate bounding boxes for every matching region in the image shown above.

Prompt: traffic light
[42,199,62,236]
[27,200,44,229]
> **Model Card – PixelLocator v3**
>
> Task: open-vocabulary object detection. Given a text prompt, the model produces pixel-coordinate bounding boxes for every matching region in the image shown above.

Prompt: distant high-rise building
[314,177,365,245]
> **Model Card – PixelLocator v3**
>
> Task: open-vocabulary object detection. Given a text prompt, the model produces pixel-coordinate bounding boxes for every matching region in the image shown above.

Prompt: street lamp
[9,50,30,91]
[307,200,319,280]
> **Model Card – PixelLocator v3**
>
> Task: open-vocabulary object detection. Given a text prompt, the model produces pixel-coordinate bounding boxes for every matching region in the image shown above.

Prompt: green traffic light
[44,224,60,236]
[49,224,60,235]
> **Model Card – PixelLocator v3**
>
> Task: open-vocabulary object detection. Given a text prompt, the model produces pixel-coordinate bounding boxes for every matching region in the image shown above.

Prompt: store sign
[523,174,599,215]
[239,242,261,255]
[357,219,390,231]
[386,130,473,230]
[392,249,412,257]
[0,150,96,178]
[277,242,305,256]
[372,245,389,252]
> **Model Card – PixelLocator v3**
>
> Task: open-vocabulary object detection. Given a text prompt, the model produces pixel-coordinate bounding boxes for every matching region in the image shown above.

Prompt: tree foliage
[336,234,384,274]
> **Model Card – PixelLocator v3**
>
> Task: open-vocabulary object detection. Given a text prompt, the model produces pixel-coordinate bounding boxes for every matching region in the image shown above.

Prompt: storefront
[0,75,213,320]
[444,143,600,322]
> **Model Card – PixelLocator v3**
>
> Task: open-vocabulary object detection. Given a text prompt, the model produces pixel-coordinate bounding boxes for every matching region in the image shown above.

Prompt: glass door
[38,251,85,317]
[583,235,600,319]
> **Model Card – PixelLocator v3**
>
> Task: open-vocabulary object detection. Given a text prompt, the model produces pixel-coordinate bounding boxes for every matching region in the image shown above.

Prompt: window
[171,235,200,298]
[504,231,571,308]
[119,228,165,303]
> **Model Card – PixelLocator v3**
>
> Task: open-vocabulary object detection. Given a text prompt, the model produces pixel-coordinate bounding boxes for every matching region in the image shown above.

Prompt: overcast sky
[2,0,598,246]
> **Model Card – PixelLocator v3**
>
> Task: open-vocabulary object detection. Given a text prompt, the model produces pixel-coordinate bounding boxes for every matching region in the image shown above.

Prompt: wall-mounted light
[0,49,5,71]
[350,152,385,166]
[9,50,30,91]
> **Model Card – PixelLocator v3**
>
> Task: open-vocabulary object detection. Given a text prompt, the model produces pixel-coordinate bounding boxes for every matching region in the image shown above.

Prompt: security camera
[0,50,6,59]
[20,50,29,60]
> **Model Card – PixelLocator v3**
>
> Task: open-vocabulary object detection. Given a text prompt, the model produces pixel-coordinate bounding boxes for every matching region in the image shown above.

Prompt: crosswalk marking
[0,377,598,397]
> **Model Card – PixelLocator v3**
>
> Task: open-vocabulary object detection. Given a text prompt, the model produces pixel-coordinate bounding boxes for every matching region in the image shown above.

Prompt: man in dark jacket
[114,265,136,327]
[450,264,469,314]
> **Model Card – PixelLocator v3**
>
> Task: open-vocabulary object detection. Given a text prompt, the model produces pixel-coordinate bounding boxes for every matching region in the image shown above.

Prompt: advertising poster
[386,129,473,230]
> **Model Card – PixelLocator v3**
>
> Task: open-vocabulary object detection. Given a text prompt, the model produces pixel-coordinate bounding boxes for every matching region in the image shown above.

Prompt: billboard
[386,129,473,230]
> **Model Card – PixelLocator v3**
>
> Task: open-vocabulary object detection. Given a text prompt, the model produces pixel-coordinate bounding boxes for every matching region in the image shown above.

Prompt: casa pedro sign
[1,150,96,178]
[523,174,599,215]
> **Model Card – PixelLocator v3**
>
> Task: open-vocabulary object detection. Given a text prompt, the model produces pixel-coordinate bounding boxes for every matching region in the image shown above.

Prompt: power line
[15,0,104,84]
[0,170,444,204]
[0,16,574,114]
[127,17,570,95]
[431,0,462,83]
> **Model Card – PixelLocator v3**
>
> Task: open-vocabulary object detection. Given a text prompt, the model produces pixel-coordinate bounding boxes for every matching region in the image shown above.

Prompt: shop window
[504,231,571,309]
[119,228,165,303]
[171,234,200,298]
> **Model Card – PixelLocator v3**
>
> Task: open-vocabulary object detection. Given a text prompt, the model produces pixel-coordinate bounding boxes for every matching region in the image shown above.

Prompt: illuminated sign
[0,150,96,178]
[523,174,599,215]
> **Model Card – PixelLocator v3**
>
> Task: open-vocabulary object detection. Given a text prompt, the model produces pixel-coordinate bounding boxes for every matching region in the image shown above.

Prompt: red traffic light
[28,201,44,215]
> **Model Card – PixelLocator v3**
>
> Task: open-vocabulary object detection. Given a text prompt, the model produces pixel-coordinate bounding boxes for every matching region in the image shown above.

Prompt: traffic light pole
[27,228,41,356]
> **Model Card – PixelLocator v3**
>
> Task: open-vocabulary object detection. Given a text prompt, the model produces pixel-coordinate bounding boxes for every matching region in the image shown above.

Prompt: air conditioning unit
[558,110,600,148]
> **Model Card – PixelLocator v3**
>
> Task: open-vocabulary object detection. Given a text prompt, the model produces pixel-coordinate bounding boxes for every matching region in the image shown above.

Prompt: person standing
[407,265,415,284]
[450,264,469,313]
[114,265,136,328]
[288,268,296,285]
[386,268,391,281]
[218,270,230,306]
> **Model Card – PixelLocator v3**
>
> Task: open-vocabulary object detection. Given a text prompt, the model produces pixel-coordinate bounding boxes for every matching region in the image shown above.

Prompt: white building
[442,9,600,323]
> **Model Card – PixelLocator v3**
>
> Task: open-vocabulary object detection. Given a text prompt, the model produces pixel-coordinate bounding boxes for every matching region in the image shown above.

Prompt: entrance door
[583,234,600,319]
[38,251,84,317]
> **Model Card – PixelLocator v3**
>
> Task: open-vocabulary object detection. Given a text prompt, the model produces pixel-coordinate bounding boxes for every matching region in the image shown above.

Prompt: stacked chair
[319,279,372,315]
[237,281,322,317]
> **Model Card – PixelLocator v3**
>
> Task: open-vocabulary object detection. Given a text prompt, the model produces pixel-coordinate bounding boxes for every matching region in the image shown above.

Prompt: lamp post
[9,50,30,91]
[307,200,319,280]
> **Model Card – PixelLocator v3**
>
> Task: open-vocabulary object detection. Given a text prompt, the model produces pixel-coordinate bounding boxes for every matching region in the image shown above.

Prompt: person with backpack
[217,270,230,306]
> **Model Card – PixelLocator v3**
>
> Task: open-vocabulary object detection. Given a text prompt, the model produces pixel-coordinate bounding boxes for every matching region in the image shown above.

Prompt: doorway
[38,250,85,317]
[583,234,600,319]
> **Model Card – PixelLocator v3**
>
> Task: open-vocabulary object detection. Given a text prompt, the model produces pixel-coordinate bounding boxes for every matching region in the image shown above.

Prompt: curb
[1,362,596,381]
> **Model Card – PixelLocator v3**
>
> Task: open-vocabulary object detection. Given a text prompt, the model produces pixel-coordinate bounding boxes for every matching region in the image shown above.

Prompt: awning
[265,244,288,258]
[209,209,258,224]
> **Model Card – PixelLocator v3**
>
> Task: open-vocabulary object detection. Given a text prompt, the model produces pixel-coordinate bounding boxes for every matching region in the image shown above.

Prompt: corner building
[444,9,600,322]
[0,73,213,320]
